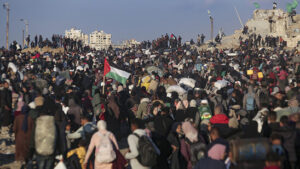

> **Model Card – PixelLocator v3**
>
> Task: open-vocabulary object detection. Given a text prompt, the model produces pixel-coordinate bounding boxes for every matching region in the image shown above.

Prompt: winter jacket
[210,114,229,124]
[66,122,97,148]
[67,146,86,169]
[136,98,150,119]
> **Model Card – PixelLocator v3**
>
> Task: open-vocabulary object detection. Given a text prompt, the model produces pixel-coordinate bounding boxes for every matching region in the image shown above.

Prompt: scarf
[21,105,30,132]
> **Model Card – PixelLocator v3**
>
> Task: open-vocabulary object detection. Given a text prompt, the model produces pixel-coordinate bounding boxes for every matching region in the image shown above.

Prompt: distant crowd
[0,32,300,169]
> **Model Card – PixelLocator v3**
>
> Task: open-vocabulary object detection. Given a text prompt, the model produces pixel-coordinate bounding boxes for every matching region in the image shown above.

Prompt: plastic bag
[54,161,67,169]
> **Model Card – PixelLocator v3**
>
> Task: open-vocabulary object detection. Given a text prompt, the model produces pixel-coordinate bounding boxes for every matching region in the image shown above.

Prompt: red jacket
[210,114,229,124]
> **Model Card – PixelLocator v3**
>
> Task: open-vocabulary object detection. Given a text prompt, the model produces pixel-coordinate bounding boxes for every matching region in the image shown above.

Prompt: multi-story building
[122,39,140,48]
[112,39,140,49]
[89,30,112,50]
[65,28,89,46]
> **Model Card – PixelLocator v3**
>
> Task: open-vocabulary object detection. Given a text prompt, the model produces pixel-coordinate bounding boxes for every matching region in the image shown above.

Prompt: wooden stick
[102,75,105,95]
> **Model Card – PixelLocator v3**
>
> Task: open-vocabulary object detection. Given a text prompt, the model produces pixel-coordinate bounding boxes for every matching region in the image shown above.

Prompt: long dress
[13,114,34,161]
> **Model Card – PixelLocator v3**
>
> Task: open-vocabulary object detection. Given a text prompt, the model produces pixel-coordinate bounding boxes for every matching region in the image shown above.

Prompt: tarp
[146,66,164,77]
[167,85,187,95]
[179,78,196,88]
[214,80,229,90]
[8,62,17,73]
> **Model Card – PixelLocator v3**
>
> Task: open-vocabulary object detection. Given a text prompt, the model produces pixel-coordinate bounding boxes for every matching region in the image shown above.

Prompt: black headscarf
[21,105,30,132]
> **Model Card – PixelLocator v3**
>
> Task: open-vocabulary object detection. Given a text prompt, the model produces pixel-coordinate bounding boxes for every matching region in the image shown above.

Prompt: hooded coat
[13,113,34,161]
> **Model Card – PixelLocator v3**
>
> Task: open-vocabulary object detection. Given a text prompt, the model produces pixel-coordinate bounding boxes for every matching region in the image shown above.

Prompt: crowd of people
[239,33,286,50]
[8,34,90,53]
[0,33,300,169]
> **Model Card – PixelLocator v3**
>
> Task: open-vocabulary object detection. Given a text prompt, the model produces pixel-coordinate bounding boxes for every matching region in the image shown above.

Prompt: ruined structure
[246,9,300,47]
[246,9,289,36]
[212,9,300,49]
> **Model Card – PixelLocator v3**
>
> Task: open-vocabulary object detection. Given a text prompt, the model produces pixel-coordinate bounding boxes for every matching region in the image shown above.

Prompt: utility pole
[3,3,9,49]
[25,21,28,46]
[22,29,24,47]
[210,17,213,42]
[20,19,29,46]
[208,10,214,43]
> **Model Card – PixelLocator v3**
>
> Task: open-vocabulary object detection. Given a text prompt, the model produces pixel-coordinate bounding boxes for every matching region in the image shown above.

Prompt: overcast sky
[0,0,298,47]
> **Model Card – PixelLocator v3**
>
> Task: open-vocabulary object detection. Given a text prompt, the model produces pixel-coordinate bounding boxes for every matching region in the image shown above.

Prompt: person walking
[84,120,119,169]
[125,119,152,169]
[13,105,34,162]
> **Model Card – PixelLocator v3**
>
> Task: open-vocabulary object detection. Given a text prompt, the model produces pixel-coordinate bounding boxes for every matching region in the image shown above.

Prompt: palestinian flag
[104,58,130,85]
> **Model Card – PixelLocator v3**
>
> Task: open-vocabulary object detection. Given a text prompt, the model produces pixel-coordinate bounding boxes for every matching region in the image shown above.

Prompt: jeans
[36,154,54,169]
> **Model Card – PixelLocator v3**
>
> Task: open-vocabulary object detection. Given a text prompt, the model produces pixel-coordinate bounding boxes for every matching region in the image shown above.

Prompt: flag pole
[102,73,105,95]
[234,6,244,28]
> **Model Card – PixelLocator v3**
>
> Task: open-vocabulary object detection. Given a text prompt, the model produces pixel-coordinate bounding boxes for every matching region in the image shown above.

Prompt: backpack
[133,133,159,167]
[198,105,212,120]
[246,95,255,111]
[35,115,57,156]
[188,140,206,167]
[95,133,116,163]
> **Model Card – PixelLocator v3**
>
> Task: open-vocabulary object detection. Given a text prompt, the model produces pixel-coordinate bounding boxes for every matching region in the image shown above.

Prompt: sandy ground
[0,129,129,169]
[0,131,22,169]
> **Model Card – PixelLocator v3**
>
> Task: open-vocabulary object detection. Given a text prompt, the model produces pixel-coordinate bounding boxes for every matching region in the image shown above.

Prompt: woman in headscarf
[167,122,187,169]
[67,98,82,130]
[180,121,202,169]
[106,94,121,140]
[84,120,119,169]
[13,103,34,162]
[173,100,189,122]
